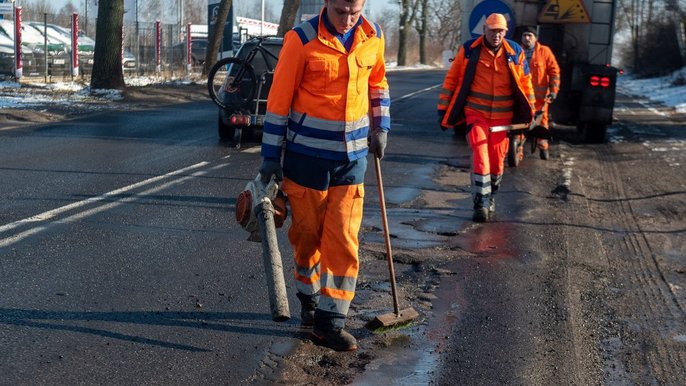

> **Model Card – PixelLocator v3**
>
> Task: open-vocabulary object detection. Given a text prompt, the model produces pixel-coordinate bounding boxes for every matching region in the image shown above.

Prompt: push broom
[366,156,420,331]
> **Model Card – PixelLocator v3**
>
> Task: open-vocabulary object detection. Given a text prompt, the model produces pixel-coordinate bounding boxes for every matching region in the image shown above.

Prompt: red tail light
[589,75,611,88]
[230,114,251,126]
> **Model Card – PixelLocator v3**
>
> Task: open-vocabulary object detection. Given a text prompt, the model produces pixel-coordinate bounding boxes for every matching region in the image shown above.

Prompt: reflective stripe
[291,110,369,133]
[472,173,492,195]
[262,130,284,148]
[265,111,288,126]
[294,17,318,45]
[296,263,321,282]
[295,278,322,295]
[370,88,391,129]
[469,91,514,102]
[491,174,502,187]
[284,111,371,159]
[321,272,357,292]
[466,101,513,113]
[371,88,390,100]
[319,294,352,315]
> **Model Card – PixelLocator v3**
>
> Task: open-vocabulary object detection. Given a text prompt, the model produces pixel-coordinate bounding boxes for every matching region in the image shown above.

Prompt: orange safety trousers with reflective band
[281,178,364,316]
[466,113,510,179]
[466,46,514,121]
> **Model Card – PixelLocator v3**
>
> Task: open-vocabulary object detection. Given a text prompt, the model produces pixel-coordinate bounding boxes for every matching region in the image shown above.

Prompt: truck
[461,0,620,143]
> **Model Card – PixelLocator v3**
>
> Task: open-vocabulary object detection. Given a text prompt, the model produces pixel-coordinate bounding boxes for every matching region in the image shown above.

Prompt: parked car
[122,50,137,72]
[216,36,283,142]
[173,38,208,66]
[27,22,96,74]
[0,20,69,76]
[0,30,41,77]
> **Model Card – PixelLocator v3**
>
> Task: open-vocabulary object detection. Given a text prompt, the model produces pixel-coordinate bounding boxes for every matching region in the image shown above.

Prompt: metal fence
[1,11,207,83]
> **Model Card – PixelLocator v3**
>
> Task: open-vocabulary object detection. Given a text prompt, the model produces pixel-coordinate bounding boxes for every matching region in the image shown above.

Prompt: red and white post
[155,20,161,73]
[71,13,79,77]
[14,6,23,79]
[186,23,192,73]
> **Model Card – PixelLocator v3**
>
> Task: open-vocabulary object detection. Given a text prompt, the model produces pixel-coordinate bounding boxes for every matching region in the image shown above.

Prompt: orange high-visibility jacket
[529,42,560,105]
[262,9,390,162]
[438,36,534,128]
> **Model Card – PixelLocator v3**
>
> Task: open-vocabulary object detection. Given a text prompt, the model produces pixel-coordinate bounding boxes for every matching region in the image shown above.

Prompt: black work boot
[296,292,318,327]
[472,194,489,223]
[312,310,357,351]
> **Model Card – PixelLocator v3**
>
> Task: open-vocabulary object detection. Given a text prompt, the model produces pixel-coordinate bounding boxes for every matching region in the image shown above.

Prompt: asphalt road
[1,70,684,385]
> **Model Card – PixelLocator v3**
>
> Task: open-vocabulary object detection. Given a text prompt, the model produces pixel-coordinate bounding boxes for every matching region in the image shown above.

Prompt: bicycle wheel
[207,57,258,110]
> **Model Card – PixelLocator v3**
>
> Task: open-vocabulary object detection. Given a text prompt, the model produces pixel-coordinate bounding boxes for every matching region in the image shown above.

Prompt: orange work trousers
[281,178,364,316]
[466,113,510,180]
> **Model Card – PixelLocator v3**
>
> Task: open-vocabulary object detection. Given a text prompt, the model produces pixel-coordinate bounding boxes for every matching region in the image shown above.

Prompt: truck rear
[461,0,619,143]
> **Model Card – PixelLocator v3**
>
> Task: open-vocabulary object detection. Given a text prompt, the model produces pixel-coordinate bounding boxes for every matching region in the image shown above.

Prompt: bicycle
[207,36,280,112]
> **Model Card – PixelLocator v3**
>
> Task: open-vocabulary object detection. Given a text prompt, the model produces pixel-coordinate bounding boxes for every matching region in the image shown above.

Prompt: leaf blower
[235,174,290,322]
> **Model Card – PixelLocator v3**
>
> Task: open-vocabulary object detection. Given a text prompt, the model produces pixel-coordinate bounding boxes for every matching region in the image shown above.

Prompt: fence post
[155,20,161,73]
[71,13,79,79]
[13,6,23,80]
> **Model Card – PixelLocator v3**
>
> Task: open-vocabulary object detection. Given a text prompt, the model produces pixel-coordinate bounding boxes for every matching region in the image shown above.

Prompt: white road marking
[394,84,441,103]
[0,161,227,248]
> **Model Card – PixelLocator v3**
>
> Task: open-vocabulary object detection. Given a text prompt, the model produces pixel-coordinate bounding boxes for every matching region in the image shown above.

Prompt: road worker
[521,25,560,160]
[259,0,390,352]
[438,13,535,222]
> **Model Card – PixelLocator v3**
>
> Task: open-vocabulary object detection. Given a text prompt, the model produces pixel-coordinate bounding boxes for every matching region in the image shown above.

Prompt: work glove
[259,158,283,184]
[546,92,557,103]
[369,127,388,160]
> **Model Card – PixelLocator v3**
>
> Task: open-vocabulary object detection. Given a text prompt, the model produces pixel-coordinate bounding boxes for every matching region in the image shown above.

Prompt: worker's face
[521,32,537,49]
[484,26,506,47]
[324,0,365,34]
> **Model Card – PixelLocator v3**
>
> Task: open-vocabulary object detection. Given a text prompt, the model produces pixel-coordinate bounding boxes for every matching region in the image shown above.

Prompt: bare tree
[184,1,206,24]
[277,0,301,37]
[91,0,125,90]
[413,0,429,64]
[431,0,462,51]
[20,0,56,20]
[203,0,233,76]
[56,2,78,27]
[397,0,418,66]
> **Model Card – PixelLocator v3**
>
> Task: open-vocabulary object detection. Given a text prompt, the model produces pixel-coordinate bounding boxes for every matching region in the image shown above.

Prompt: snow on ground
[1,65,685,112]
[616,67,686,114]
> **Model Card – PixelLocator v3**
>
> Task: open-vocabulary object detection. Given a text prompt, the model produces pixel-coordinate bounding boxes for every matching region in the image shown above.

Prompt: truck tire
[578,121,607,144]
[218,114,236,142]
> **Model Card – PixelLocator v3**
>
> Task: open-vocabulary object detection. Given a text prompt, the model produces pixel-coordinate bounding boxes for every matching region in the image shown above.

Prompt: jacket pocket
[355,55,376,94]
[305,58,330,93]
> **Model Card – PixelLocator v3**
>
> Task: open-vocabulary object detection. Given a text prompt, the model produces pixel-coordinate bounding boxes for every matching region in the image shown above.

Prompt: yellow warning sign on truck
[538,0,591,23]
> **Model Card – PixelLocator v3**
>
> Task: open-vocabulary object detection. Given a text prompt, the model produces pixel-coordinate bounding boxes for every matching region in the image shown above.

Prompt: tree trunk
[397,0,416,66]
[203,0,233,77]
[277,0,301,37]
[90,0,125,90]
[418,0,428,64]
